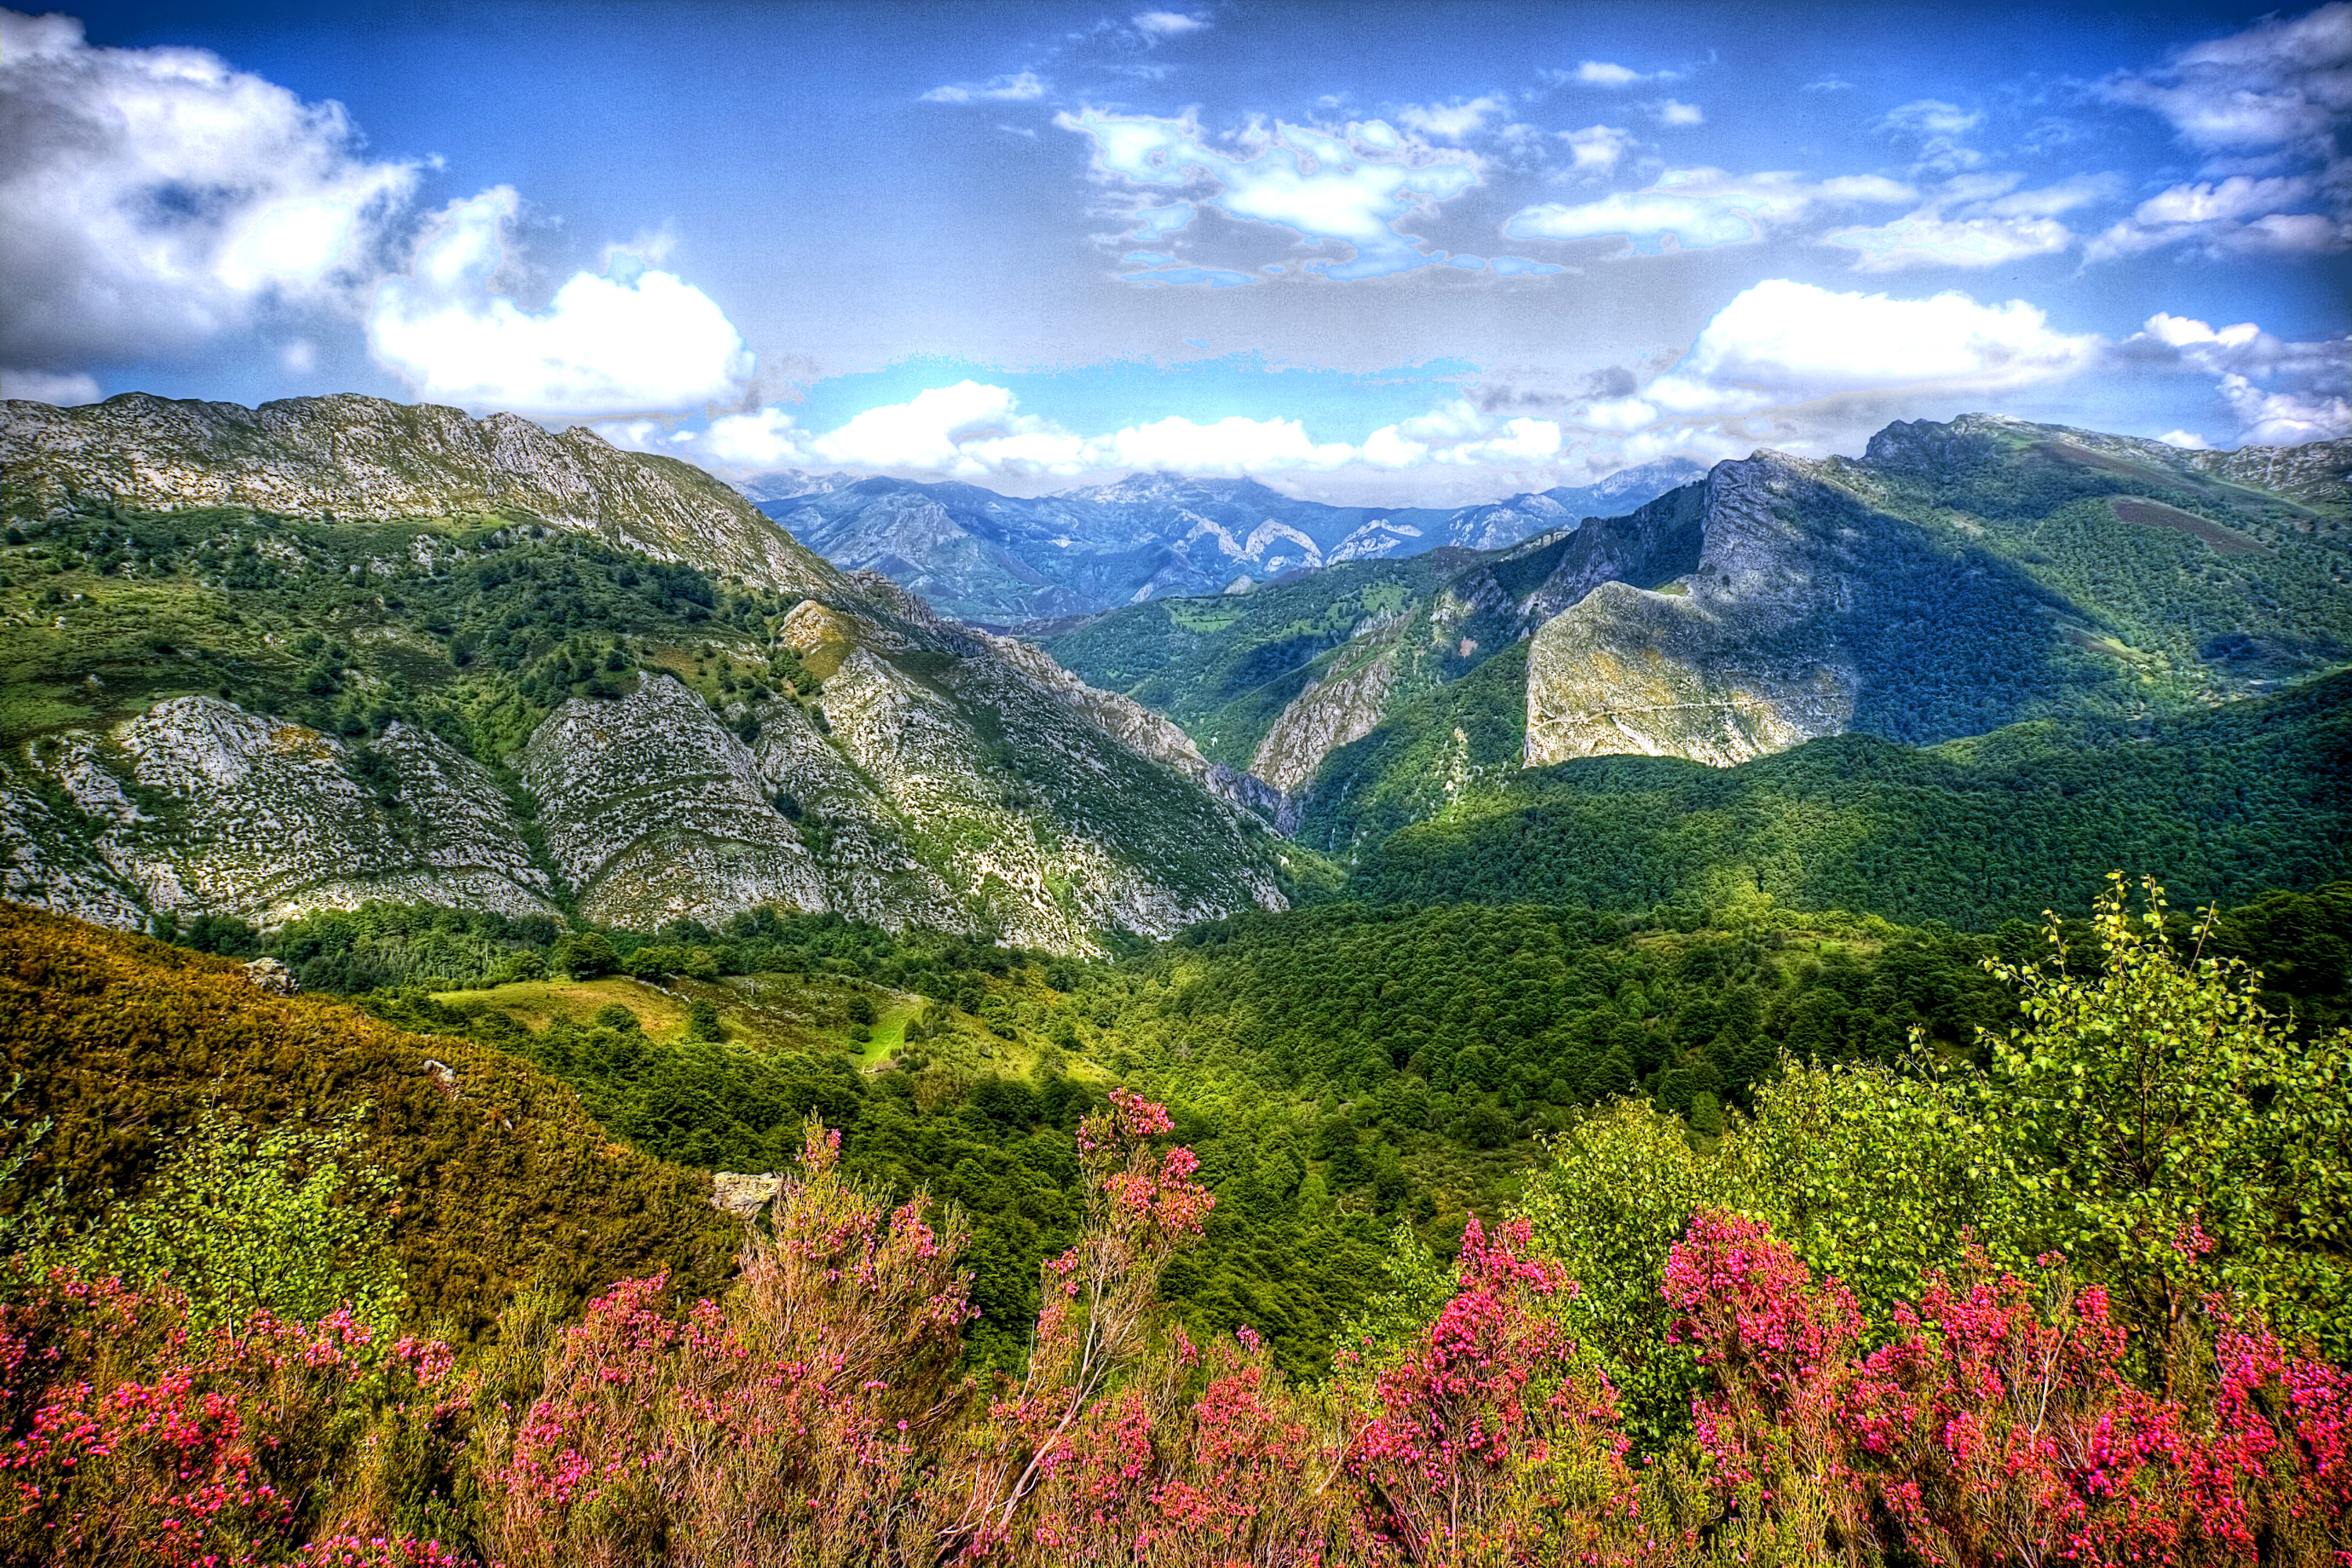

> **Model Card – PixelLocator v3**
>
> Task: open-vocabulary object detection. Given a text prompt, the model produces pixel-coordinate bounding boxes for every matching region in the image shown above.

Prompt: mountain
[1045,414,2350,855]
[0,394,1301,954]
[748,459,1706,624]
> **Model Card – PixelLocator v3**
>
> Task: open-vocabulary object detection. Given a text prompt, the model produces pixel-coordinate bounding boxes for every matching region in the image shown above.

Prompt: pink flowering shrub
[475,1116,975,1568]
[1665,1208,2352,1566]
[1353,1216,1649,1566]
[1007,1326,1352,1567]
[929,1090,1233,1560]
[0,1268,467,1567]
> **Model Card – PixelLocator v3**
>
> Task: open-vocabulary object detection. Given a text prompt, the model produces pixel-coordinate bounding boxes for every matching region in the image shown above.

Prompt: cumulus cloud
[2085,173,2350,260]
[0,368,100,405]
[2216,374,2352,443]
[1394,96,1508,140]
[920,71,1047,104]
[1131,11,1209,38]
[1551,279,2096,464]
[1560,125,1635,172]
[1505,169,1914,254]
[2103,2,2352,153]
[366,187,754,418]
[1060,111,1480,281]
[697,405,806,467]
[1653,99,1705,126]
[0,9,418,385]
[2123,311,2351,444]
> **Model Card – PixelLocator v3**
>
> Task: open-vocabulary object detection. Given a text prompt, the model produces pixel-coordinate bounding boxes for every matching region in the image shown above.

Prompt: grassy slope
[0,903,739,1338]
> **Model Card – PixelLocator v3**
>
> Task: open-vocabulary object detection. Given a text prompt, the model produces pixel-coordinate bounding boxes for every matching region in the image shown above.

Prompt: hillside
[1337,671,2352,925]
[0,394,1300,953]
[753,458,1703,623]
[0,902,739,1335]
[1050,415,2350,844]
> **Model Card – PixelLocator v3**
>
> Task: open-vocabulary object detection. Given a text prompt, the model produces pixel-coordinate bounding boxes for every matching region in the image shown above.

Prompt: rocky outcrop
[779,599,1288,951]
[0,393,837,596]
[1524,456,1865,768]
[1,699,560,926]
[1252,642,1401,794]
[517,677,830,928]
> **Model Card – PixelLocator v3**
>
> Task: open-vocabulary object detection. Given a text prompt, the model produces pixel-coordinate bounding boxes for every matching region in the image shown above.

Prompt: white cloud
[699,406,806,467]
[676,384,1578,481]
[0,368,100,405]
[1505,169,1914,254]
[2123,311,2351,445]
[2085,173,2350,260]
[1878,100,1983,140]
[920,72,1047,104]
[1828,212,2072,270]
[1133,11,1208,38]
[2158,429,2211,448]
[1394,96,1508,141]
[0,10,418,386]
[1653,99,1705,126]
[2218,375,2352,444]
[1572,61,1648,87]
[1563,280,2096,444]
[2104,2,2352,152]
[1874,98,1987,173]
[367,187,755,418]
[1102,413,1356,474]
[1561,125,1635,171]
[1062,111,1481,280]
[1976,173,2120,218]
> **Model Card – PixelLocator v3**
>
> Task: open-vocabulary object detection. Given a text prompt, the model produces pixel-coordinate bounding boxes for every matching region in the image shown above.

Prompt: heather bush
[927,1088,1222,1559]
[1351,1214,1646,1566]
[0,1269,467,1566]
[475,1115,973,1568]
[1665,1208,2352,1566]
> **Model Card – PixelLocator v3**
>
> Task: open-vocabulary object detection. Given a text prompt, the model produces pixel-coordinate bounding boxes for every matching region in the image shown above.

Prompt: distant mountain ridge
[1045,412,2350,855]
[746,458,1708,623]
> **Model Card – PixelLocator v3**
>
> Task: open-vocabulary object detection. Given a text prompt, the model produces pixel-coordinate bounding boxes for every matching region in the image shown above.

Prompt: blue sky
[2,1,2346,502]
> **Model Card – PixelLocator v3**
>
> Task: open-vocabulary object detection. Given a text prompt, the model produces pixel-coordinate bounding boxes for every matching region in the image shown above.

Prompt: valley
[1,391,2347,1566]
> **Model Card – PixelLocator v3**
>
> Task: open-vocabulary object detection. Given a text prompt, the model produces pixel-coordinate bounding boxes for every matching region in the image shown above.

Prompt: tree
[78,1105,405,1338]
[1977,874,2352,1363]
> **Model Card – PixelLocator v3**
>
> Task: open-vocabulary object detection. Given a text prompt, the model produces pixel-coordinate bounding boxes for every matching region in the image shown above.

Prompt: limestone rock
[241,956,298,994]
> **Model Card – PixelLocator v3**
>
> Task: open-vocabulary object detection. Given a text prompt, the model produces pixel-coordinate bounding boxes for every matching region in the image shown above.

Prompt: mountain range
[741,457,1707,624]
[1,393,2346,956]
[1044,413,2350,855]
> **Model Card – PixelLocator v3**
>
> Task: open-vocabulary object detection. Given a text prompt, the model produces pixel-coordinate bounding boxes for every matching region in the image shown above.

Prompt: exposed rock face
[0,393,837,596]
[1526,581,1859,766]
[773,594,1288,951]
[517,677,829,928]
[711,1171,783,1218]
[1252,643,1401,794]
[0,395,1297,953]
[1525,456,1871,768]
[2,701,561,925]
[242,957,299,994]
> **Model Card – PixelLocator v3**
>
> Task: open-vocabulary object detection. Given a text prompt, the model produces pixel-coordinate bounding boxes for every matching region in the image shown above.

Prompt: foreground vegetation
[1,878,2347,1564]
